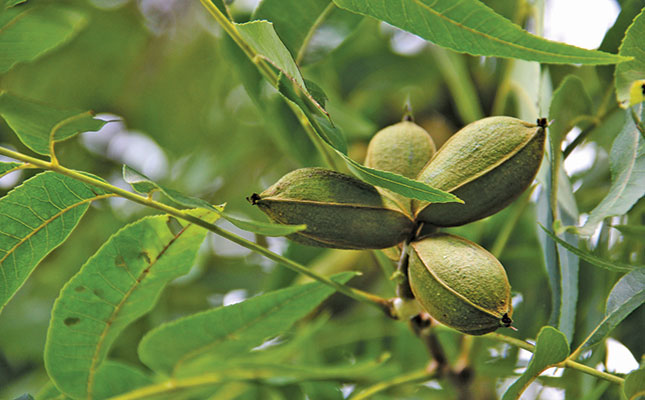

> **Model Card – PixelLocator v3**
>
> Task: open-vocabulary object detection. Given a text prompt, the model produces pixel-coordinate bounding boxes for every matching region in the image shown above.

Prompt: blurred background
[0,0,642,398]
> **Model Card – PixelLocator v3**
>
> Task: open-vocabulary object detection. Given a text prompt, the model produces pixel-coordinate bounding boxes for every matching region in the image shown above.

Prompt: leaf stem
[48,111,95,167]
[0,146,390,314]
[488,333,624,385]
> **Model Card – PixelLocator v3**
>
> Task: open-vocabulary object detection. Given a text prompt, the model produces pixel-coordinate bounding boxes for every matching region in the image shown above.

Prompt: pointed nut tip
[247,193,261,205]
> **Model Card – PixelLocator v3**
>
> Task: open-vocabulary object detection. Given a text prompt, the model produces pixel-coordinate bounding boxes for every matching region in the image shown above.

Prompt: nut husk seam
[256,197,415,215]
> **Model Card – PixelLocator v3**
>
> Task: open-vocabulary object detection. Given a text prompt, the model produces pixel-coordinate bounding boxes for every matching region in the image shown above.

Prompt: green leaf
[138,271,356,376]
[536,71,582,342]
[91,361,153,399]
[184,357,391,384]
[548,75,592,148]
[599,0,644,55]
[122,165,217,210]
[44,211,218,399]
[277,75,347,154]
[123,165,306,237]
[615,8,645,107]
[0,92,107,156]
[536,161,560,334]
[253,0,361,65]
[580,110,645,236]
[624,368,645,400]
[253,0,330,58]
[331,0,627,65]
[584,268,645,349]
[539,225,640,273]
[236,20,306,88]
[502,326,569,400]
[508,60,540,121]
[0,171,111,312]
[0,161,23,178]
[345,158,462,203]
[555,195,579,344]
[233,19,350,156]
[0,4,87,73]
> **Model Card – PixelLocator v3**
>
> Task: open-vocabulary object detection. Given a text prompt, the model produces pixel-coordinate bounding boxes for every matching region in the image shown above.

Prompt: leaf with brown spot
[44,210,219,399]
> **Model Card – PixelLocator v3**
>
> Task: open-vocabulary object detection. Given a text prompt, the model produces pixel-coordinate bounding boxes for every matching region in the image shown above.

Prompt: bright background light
[544,0,620,49]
